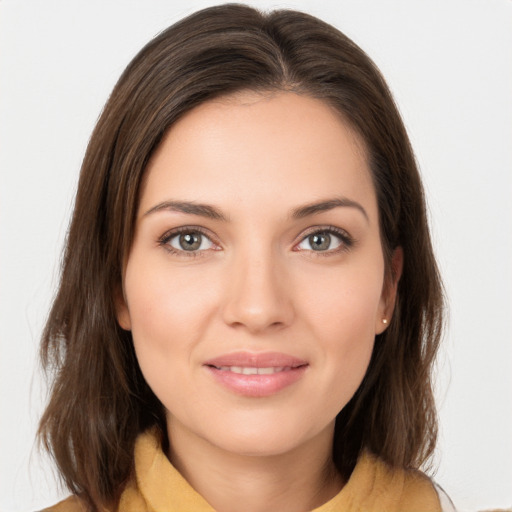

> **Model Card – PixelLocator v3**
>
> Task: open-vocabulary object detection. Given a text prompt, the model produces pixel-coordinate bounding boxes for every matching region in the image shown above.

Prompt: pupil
[310,233,330,251]
[180,232,201,251]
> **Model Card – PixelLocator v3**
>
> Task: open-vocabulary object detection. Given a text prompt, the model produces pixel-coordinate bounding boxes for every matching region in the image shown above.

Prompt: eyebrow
[144,197,368,223]
[290,197,368,222]
[144,201,229,221]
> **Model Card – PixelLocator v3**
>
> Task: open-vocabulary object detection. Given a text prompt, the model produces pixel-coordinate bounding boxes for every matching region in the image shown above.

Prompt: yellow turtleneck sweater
[45,429,441,512]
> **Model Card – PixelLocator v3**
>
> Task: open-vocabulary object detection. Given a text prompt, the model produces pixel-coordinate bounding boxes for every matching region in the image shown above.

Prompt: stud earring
[382,318,388,324]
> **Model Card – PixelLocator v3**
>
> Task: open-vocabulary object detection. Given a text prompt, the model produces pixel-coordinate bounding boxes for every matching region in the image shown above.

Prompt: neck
[166,418,343,512]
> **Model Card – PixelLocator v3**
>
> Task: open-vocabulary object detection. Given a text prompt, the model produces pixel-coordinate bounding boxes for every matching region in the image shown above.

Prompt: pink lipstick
[203,352,308,397]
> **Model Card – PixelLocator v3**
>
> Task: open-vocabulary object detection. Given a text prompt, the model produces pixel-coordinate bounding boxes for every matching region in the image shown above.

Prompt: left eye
[167,231,215,252]
[296,230,345,252]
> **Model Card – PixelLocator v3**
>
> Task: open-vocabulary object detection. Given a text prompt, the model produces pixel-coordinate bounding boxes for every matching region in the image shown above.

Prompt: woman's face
[117,91,398,458]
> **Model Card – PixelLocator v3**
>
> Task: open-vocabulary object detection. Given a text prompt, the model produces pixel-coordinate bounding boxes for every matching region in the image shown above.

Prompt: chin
[198,414,332,458]
[211,431,306,458]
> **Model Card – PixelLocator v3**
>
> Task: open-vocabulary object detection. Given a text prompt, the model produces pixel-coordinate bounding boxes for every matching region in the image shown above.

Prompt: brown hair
[38,3,444,510]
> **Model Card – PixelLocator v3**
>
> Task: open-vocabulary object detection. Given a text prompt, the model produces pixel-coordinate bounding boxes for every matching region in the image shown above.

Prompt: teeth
[217,366,287,375]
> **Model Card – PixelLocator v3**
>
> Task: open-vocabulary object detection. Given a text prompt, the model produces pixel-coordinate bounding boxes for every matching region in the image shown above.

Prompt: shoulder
[38,496,89,512]
[355,451,450,511]
[401,467,457,512]
[433,482,458,512]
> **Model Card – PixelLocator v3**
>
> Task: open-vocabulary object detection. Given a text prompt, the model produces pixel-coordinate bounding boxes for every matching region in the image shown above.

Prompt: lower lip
[205,366,308,397]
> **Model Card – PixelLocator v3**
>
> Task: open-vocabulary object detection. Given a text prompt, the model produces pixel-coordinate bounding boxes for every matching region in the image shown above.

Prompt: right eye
[160,228,218,256]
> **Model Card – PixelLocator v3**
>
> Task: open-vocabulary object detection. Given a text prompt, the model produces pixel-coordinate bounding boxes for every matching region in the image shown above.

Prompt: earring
[382,318,388,324]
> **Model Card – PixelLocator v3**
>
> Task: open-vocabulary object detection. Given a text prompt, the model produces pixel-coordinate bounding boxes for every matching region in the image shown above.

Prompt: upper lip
[203,351,308,368]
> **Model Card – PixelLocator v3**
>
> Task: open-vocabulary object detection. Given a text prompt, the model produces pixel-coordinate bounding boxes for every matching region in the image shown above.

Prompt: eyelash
[296,226,355,257]
[158,225,355,258]
[158,226,217,258]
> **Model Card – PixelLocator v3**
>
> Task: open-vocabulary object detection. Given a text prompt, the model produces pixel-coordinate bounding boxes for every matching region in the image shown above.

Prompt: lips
[203,352,308,397]
[213,366,293,375]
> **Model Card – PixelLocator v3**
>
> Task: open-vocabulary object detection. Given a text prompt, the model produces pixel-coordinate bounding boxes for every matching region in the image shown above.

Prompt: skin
[116,91,402,512]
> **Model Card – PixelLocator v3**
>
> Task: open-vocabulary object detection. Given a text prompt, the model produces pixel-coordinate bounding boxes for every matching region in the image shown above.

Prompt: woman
[39,4,451,511]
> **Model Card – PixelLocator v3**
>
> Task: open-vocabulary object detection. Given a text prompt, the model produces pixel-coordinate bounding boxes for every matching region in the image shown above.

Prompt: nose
[221,248,295,334]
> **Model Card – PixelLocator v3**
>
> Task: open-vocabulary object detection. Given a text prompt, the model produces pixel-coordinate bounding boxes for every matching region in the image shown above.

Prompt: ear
[375,247,403,334]
[114,285,132,331]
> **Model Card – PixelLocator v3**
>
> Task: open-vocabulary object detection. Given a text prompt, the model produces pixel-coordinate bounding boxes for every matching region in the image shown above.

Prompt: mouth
[203,352,308,397]
[207,365,302,375]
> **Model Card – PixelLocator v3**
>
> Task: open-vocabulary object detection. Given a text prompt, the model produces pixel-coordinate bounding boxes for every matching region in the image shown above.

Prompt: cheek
[122,256,224,396]
[296,263,383,397]
[124,258,213,342]
[122,260,212,413]
[300,263,384,342]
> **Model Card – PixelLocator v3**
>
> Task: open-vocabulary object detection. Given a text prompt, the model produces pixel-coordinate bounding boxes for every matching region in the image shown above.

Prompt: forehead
[140,91,377,221]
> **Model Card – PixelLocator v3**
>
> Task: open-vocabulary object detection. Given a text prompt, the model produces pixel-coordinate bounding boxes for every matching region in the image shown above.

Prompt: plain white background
[1,1,511,510]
